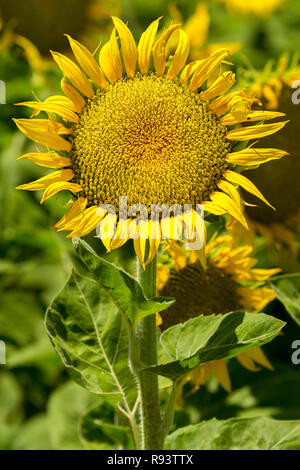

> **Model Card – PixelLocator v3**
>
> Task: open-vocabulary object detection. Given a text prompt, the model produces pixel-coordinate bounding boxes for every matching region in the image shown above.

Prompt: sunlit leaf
[165,416,300,450]
[146,311,285,379]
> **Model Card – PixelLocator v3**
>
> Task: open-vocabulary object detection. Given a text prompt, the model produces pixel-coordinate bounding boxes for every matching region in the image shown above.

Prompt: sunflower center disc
[70,75,230,211]
[158,262,241,331]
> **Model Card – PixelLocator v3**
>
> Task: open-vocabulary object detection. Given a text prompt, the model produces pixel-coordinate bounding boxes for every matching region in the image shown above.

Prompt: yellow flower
[0,0,121,70]
[235,55,300,267]
[157,236,280,393]
[218,0,285,16]
[15,17,288,266]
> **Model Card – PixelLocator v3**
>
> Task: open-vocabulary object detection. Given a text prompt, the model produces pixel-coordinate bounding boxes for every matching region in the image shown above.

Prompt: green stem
[136,254,163,450]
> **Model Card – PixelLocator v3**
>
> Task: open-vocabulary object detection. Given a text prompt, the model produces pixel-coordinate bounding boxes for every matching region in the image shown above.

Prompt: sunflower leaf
[164,416,300,450]
[45,269,137,409]
[271,274,300,326]
[145,311,285,380]
[73,238,174,325]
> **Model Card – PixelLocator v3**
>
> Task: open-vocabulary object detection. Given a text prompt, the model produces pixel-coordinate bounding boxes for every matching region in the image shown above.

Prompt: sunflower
[218,0,285,16]
[157,236,281,393]
[234,55,300,266]
[15,17,288,267]
[0,0,121,69]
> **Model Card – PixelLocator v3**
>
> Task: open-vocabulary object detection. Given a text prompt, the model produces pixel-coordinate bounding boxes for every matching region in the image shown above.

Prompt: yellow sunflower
[157,236,281,393]
[0,0,121,69]
[15,17,288,267]
[218,0,285,16]
[234,55,300,266]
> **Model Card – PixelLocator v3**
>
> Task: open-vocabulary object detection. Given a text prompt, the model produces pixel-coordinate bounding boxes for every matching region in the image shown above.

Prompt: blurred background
[0,0,300,450]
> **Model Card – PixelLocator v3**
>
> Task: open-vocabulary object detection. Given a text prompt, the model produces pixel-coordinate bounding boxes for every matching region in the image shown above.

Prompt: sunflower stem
[136,254,163,450]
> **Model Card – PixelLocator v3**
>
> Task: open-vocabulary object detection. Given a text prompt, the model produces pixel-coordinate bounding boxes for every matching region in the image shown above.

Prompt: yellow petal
[13,118,71,151]
[212,360,232,393]
[153,24,181,76]
[157,264,170,291]
[189,48,230,92]
[40,181,81,204]
[166,29,190,80]
[220,110,286,126]
[226,148,289,166]
[14,34,44,71]
[247,347,274,371]
[203,201,227,216]
[218,179,242,207]
[16,169,74,191]
[17,152,71,169]
[211,191,248,228]
[133,219,149,267]
[51,51,94,98]
[16,100,79,123]
[224,170,274,210]
[112,17,137,78]
[109,219,131,250]
[166,243,187,271]
[180,59,202,83]
[200,71,235,101]
[55,197,87,229]
[146,219,161,266]
[161,214,183,240]
[62,205,97,231]
[96,213,117,249]
[226,120,289,141]
[138,17,161,75]
[67,206,107,238]
[99,29,123,83]
[237,287,276,310]
[75,208,107,238]
[248,268,281,282]
[236,351,261,372]
[210,90,251,115]
[191,223,207,270]
[156,312,163,326]
[262,84,279,110]
[61,78,86,113]
[184,210,207,269]
[65,35,107,88]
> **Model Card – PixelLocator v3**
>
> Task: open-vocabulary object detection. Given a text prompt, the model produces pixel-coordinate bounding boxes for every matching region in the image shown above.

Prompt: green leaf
[47,381,98,450]
[271,274,300,326]
[80,402,134,450]
[165,417,300,450]
[7,336,58,369]
[146,311,285,379]
[73,238,174,324]
[45,269,138,409]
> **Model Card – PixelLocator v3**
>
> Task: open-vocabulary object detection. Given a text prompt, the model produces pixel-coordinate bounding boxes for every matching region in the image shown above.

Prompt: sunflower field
[1,0,300,453]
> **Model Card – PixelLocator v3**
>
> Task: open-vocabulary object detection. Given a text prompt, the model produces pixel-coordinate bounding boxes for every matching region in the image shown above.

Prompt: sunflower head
[157,236,280,392]
[14,16,288,266]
